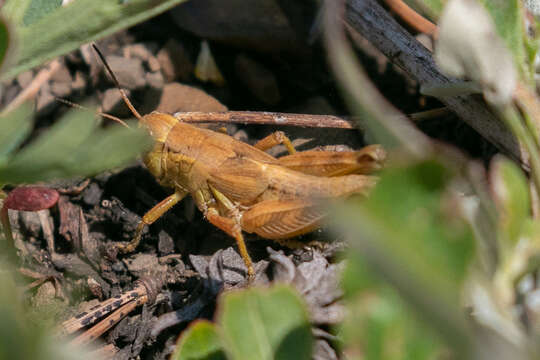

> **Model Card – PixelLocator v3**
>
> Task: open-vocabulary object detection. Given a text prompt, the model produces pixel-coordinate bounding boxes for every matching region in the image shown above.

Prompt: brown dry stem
[176,111,355,129]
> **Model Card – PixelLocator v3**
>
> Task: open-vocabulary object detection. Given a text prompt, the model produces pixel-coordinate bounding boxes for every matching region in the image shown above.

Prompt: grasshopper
[94,45,385,279]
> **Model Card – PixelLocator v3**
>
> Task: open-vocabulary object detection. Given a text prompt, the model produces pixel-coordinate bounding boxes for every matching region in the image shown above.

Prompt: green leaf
[1,108,97,182]
[332,159,475,353]
[1,0,31,28]
[0,103,33,163]
[489,156,530,249]
[0,0,188,81]
[341,254,444,360]
[0,16,9,72]
[67,121,152,176]
[22,0,62,26]
[172,320,226,360]
[218,285,313,360]
[0,265,94,360]
[0,110,152,184]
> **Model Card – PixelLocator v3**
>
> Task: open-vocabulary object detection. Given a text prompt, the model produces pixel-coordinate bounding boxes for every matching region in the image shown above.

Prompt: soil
[0,5,498,360]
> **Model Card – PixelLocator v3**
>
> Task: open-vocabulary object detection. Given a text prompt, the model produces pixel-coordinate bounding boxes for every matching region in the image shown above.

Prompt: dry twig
[175,111,355,129]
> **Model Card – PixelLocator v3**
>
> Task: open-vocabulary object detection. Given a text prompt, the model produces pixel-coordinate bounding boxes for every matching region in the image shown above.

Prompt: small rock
[71,71,87,91]
[87,277,103,299]
[123,43,152,62]
[235,54,280,104]
[111,261,126,273]
[32,281,57,307]
[101,87,132,117]
[82,182,103,206]
[146,71,164,89]
[171,0,302,52]
[155,82,227,113]
[105,55,146,90]
[147,55,161,72]
[50,81,72,97]
[50,61,72,83]
[2,81,19,105]
[158,230,175,256]
[16,70,34,88]
[157,39,193,82]
[123,253,168,278]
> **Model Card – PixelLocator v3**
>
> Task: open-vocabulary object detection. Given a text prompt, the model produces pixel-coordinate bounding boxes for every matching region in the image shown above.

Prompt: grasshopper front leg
[117,190,187,253]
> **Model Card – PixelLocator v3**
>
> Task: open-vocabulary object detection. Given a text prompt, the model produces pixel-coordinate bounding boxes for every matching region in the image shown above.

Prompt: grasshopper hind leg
[205,207,255,280]
[199,186,256,280]
[254,131,296,155]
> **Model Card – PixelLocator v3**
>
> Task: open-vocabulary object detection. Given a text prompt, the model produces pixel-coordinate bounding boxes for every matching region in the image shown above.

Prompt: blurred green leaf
[0,103,33,163]
[0,0,187,81]
[333,159,475,353]
[22,0,62,26]
[219,285,313,360]
[0,110,152,184]
[341,254,444,360]
[490,156,530,249]
[413,0,446,17]
[172,320,226,360]
[479,0,530,79]
[1,0,31,27]
[0,16,9,72]
[68,120,152,176]
[0,265,93,360]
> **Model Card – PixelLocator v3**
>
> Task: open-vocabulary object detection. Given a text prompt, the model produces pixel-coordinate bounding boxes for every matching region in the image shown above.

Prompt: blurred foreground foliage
[326,0,540,359]
[0,264,94,360]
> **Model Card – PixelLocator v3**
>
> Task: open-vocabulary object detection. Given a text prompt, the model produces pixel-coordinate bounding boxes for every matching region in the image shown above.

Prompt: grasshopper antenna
[91,43,142,120]
[55,97,130,128]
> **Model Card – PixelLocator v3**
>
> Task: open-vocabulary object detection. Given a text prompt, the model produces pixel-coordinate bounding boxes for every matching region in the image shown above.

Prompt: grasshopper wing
[208,157,270,203]
[241,199,324,240]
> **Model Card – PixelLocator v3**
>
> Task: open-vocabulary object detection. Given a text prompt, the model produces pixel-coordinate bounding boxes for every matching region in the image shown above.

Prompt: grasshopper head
[139,112,177,143]
[138,112,178,185]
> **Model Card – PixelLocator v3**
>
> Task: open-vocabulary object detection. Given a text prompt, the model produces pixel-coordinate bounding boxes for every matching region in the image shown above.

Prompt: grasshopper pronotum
[94,45,385,279]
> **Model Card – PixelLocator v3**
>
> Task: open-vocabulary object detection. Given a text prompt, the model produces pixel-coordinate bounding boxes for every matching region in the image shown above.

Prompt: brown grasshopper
[94,45,385,279]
